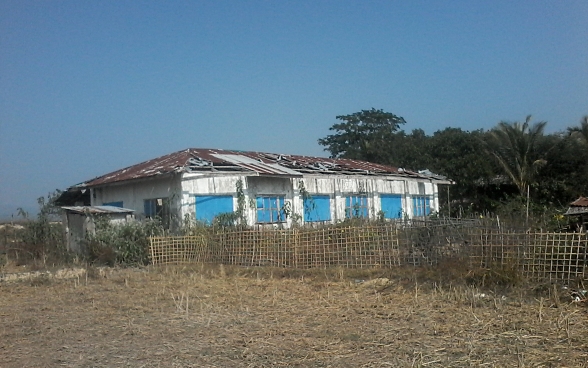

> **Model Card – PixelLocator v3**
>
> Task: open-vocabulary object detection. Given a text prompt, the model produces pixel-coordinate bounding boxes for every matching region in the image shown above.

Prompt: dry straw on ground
[1,264,587,367]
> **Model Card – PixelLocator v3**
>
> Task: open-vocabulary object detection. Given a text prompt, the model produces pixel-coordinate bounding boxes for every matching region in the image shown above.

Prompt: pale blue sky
[1,1,587,217]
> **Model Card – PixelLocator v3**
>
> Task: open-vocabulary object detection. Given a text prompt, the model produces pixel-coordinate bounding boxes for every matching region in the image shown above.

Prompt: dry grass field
[1,264,587,367]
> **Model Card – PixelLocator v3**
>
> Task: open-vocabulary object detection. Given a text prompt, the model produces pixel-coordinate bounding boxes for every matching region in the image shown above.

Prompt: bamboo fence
[149,222,587,282]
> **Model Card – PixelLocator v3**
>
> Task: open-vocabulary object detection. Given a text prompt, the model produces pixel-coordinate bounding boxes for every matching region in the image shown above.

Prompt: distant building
[565,197,588,231]
[61,206,134,254]
[57,148,452,228]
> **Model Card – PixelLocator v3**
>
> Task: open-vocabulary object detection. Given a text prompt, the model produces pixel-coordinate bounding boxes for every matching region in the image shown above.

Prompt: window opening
[412,196,432,217]
[256,196,285,223]
[345,195,368,218]
[144,197,171,228]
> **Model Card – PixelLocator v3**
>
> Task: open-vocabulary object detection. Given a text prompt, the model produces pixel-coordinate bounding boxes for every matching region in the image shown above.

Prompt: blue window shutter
[381,195,402,219]
[256,196,270,223]
[195,195,233,224]
[260,208,271,223]
[304,195,331,222]
[278,197,285,221]
[103,201,123,208]
[144,200,152,216]
[270,198,277,220]
[361,196,368,217]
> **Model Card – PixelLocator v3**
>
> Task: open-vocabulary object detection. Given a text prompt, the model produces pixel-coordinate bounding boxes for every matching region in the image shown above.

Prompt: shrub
[11,191,67,265]
[86,216,164,266]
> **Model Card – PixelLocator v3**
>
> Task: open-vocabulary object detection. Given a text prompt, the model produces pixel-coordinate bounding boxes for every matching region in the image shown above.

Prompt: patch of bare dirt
[0,265,587,367]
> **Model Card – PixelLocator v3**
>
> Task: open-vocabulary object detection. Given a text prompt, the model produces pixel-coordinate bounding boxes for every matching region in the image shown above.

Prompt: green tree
[568,115,588,146]
[485,116,548,196]
[427,128,497,213]
[385,128,433,171]
[318,108,406,162]
[535,132,588,205]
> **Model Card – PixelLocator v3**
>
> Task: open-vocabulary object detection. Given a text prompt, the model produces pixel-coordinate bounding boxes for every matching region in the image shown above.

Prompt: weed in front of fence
[86,216,165,266]
[1,194,69,270]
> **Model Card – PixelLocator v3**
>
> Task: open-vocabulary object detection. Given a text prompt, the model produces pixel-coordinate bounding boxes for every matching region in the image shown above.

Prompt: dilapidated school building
[57,148,452,228]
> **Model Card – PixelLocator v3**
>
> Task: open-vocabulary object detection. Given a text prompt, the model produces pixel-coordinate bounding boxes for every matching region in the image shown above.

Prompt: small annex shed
[57,148,452,229]
[564,197,588,231]
[62,206,134,254]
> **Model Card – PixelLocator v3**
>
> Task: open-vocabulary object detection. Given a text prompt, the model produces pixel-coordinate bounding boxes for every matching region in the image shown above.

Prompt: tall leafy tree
[385,129,433,170]
[427,128,498,212]
[536,132,588,205]
[318,108,406,162]
[485,116,548,196]
[567,116,588,146]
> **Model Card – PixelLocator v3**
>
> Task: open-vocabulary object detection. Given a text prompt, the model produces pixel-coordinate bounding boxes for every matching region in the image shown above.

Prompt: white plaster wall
[298,176,421,223]
[180,174,246,223]
[97,172,444,228]
[91,175,182,218]
[180,174,297,227]
[298,176,440,222]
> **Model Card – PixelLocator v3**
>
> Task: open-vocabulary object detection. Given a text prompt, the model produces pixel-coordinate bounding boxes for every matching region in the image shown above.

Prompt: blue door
[381,194,403,219]
[195,195,233,223]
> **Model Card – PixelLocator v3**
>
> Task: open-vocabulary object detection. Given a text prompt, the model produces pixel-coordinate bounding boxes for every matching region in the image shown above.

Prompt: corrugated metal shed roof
[564,197,588,216]
[565,207,588,216]
[570,197,588,207]
[80,148,442,187]
[62,206,135,214]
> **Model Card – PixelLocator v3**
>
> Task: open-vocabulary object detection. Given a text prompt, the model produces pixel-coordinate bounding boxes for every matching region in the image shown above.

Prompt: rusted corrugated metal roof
[570,197,588,207]
[564,197,588,216]
[81,148,437,187]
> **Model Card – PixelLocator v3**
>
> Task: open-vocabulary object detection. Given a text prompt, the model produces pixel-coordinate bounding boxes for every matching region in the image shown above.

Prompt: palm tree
[486,115,547,196]
[567,116,588,146]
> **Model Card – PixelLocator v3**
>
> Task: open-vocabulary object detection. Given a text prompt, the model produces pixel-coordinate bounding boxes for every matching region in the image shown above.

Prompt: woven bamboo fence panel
[149,224,587,282]
[149,234,209,264]
[465,231,588,281]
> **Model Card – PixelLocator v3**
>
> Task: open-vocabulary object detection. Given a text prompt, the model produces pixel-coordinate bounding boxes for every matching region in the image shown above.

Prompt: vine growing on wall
[213,178,250,227]
[235,179,245,219]
[299,180,316,217]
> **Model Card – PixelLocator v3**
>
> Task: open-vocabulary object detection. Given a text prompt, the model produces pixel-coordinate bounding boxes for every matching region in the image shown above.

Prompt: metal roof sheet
[564,207,588,216]
[211,154,302,177]
[570,197,588,207]
[62,206,135,214]
[79,148,443,187]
